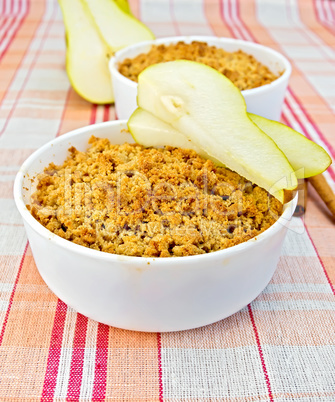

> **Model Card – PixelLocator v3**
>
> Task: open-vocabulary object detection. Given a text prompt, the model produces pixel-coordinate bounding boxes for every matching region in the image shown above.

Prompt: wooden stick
[294,179,308,217]
[308,174,335,218]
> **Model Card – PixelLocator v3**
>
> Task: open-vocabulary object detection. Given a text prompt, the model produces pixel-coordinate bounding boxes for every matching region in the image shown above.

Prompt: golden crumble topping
[118,41,281,90]
[29,136,282,258]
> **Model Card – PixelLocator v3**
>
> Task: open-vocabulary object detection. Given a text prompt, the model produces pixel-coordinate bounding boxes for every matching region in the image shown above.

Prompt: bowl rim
[109,35,292,97]
[14,120,297,266]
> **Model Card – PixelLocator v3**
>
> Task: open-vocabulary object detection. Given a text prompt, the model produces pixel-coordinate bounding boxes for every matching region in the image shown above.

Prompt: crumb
[118,41,281,90]
[29,136,282,258]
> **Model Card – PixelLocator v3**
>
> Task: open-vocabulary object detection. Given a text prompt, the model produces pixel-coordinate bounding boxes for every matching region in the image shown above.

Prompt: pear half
[83,0,154,52]
[134,60,297,203]
[248,113,332,178]
[58,0,114,104]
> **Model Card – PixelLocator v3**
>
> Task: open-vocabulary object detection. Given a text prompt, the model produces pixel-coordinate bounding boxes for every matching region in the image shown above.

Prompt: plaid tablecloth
[0,0,334,400]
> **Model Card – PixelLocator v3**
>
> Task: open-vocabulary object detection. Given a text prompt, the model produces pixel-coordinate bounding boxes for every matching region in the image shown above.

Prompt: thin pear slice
[128,108,290,203]
[113,0,132,15]
[83,0,154,53]
[58,0,113,104]
[128,108,224,166]
[249,113,332,179]
[137,60,297,201]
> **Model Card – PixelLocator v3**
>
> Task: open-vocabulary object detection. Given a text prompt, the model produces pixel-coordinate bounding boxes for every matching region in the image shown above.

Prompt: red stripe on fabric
[219,0,235,37]
[232,0,255,41]
[55,87,72,138]
[330,0,335,21]
[303,219,335,296]
[313,0,335,35]
[91,323,109,401]
[103,104,110,122]
[281,113,335,186]
[157,332,164,402]
[0,16,10,37]
[0,0,57,137]
[8,0,14,14]
[169,0,181,35]
[0,12,17,56]
[0,241,28,346]
[287,89,335,160]
[41,299,68,401]
[248,305,274,402]
[0,0,29,62]
[0,0,41,110]
[89,104,98,125]
[282,99,335,182]
[226,0,335,184]
[66,313,89,401]
[225,6,272,400]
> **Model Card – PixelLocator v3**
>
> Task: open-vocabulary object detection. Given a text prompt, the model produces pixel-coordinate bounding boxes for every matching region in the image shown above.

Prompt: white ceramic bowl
[14,120,297,332]
[109,36,292,121]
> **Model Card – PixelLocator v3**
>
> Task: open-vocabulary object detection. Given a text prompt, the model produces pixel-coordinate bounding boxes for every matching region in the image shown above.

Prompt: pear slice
[136,60,297,202]
[248,113,332,179]
[58,0,113,104]
[83,0,154,53]
[128,108,291,203]
[128,108,224,166]
[113,0,132,15]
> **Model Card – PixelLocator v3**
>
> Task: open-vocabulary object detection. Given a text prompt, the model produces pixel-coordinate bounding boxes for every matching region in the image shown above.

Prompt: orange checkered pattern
[0,0,334,400]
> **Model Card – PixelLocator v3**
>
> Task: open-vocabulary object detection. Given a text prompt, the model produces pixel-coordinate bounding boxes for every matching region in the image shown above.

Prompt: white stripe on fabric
[0,200,22,225]
[222,0,242,38]
[0,1,27,54]
[281,228,317,257]
[263,345,335,395]
[315,0,335,30]
[263,283,333,294]
[160,346,269,399]
[12,0,19,15]
[2,103,65,111]
[25,69,69,91]
[53,309,77,399]
[257,0,335,122]
[0,175,16,182]
[0,166,21,171]
[79,320,98,400]
[0,301,9,312]
[286,0,335,59]
[95,105,105,124]
[256,0,292,28]
[7,68,29,92]
[230,0,253,41]
[172,0,212,36]
[0,17,15,40]
[305,75,335,111]
[0,117,62,149]
[251,299,335,311]
[3,99,65,107]
[282,99,335,179]
[140,0,173,22]
[0,283,14,293]
[280,397,335,402]
[0,1,68,149]
[140,0,176,37]
[0,226,27,255]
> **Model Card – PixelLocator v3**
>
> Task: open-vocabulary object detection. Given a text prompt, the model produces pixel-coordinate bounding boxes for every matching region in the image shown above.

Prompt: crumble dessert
[118,41,281,91]
[29,136,282,258]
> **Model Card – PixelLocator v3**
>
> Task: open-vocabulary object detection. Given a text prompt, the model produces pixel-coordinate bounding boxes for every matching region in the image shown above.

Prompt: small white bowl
[14,120,297,332]
[109,36,292,121]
